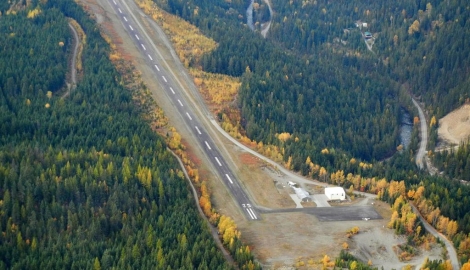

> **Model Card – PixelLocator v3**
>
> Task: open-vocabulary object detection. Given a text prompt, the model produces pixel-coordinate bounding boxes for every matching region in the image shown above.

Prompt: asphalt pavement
[106,0,260,221]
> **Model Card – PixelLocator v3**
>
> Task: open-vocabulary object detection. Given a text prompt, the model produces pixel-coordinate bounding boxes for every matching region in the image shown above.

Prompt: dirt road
[411,204,460,269]
[83,1,430,267]
[63,22,79,98]
[412,98,427,169]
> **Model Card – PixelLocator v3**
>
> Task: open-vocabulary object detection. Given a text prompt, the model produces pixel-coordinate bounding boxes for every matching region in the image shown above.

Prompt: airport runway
[106,0,260,220]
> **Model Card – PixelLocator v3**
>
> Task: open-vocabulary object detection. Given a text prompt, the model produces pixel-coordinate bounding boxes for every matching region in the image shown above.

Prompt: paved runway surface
[107,0,260,220]
[262,206,382,222]
[105,0,385,224]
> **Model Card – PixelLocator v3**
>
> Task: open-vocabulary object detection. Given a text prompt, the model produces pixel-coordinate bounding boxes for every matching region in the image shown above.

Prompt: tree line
[0,0,233,268]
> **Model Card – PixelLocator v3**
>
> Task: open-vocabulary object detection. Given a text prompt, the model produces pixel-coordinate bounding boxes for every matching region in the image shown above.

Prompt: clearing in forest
[438,104,470,146]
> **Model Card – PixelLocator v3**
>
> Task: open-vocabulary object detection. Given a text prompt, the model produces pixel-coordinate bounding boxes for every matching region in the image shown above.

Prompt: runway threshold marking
[215,157,222,166]
[247,208,257,219]
[205,141,211,150]
[246,209,255,219]
[195,126,202,135]
[225,174,233,184]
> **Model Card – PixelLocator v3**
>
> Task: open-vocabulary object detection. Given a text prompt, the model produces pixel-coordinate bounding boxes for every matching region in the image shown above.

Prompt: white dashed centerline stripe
[195,126,202,135]
[177,100,183,107]
[215,157,222,166]
[113,0,116,5]
[205,141,211,150]
[169,87,175,94]
[135,34,139,40]
[186,112,192,120]
[246,209,255,219]
[129,25,134,31]
[225,174,233,184]
[248,208,257,219]
[148,54,153,60]
[124,16,128,22]
[162,76,167,82]
[154,64,160,71]
[141,44,146,50]
[118,8,122,13]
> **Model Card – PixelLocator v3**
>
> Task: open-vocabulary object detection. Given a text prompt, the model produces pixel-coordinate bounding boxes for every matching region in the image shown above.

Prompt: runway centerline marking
[177,100,183,107]
[154,64,160,71]
[205,141,211,150]
[215,157,222,166]
[124,16,128,22]
[148,54,153,60]
[225,174,233,184]
[141,44,146,50]
[186,112,192,120]
[135,34,139,40]
[169,87,175,94]
[129,25,134,31]
[118,8,122,13]
[162,76,167,82]
[195,126,202,135]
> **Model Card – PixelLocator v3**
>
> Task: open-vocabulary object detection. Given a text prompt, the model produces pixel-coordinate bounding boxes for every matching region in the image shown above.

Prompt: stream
[400,108,413,149]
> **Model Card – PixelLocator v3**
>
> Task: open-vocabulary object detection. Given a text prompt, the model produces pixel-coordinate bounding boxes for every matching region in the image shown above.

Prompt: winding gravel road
[411,204,460,269]
[411,98,460,269]
[412,98,427,169]
[63,22,80,98]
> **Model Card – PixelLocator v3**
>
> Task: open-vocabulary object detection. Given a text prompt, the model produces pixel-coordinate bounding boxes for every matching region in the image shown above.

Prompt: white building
[325,187,346,201]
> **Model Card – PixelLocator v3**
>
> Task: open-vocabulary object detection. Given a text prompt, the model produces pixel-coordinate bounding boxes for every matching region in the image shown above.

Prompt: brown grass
[135,0,217,65]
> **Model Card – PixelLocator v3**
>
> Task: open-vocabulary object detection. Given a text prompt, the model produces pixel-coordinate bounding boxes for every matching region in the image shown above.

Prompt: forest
[433,142,470,181]
[2,0,470,267]
[0,0,234,268]
[152,0,470,170]
[151,0,470,265]
[155,0,403,167]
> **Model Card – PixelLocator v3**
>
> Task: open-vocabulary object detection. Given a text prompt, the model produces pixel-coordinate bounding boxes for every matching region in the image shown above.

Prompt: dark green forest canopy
[152,0,469,170]
[154,0,408,166]
[0,1,229,269]
[153,0,470,242]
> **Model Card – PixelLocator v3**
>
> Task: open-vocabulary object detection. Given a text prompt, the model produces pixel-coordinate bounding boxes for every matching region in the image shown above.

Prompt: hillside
[149,0,470,266]
[0,1,229,268]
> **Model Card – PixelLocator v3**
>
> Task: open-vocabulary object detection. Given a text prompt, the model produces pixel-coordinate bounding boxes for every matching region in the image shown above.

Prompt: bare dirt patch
[235,150,295,209]
[349,227,444,270]
[438,104,470,146]
[75,1,446,268]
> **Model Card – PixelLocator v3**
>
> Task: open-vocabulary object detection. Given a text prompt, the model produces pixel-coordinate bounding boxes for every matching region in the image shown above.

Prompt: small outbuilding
[293,187,311,202]
[325,187,346,201]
